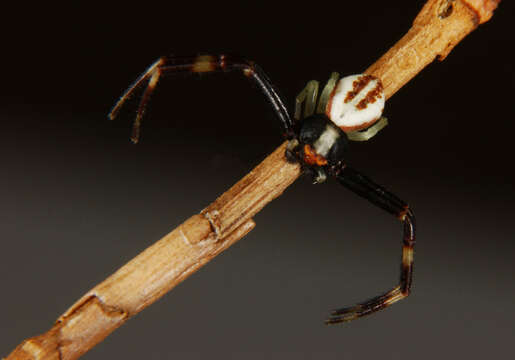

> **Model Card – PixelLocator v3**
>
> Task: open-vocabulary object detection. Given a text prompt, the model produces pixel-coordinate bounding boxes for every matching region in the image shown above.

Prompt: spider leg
[294,72,340,121]
[325,165,416,324]
[294,80,319,121]
[316,72,339,114]
[109,54,293,143]
[347,117,389,142]
[108,58,163,122]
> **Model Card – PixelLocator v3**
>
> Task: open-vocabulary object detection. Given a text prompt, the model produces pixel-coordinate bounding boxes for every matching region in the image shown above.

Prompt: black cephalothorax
[110,54,416,324]
[286,114,348,184]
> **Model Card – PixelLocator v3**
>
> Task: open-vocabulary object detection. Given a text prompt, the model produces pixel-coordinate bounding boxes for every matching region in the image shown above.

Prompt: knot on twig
[438,0,455,18]
[203,210,222,241]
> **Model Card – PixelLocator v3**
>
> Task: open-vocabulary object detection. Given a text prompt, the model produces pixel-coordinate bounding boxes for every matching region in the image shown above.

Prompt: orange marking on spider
[303,144,328,166]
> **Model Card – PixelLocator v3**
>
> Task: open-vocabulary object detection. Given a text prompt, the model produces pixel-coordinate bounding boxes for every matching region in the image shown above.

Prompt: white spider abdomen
[326,74,384,132]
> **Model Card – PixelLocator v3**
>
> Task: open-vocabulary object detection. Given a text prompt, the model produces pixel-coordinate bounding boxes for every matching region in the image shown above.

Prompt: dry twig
[4,1,500,359]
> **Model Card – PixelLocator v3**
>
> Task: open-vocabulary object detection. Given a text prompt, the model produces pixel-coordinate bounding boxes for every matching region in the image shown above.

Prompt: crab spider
[109,54,416,324]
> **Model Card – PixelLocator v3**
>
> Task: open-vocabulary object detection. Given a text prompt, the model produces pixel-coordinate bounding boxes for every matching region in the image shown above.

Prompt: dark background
[1,1,514,359]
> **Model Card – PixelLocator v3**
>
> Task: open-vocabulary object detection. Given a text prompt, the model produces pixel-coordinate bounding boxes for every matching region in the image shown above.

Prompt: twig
[4,1,500,359]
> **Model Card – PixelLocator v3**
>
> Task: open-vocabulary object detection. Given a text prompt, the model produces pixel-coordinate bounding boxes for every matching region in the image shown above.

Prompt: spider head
[291,114,348,176]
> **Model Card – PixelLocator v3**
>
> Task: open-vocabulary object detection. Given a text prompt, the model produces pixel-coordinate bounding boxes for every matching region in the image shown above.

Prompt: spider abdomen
[327,74,385,132]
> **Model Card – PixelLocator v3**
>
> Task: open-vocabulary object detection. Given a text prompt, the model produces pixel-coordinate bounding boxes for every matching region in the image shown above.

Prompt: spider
[109,54,416,324]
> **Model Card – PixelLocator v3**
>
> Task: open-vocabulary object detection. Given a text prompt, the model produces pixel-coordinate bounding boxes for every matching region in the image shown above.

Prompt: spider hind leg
[326,165,416,324]
[326,286,405,324]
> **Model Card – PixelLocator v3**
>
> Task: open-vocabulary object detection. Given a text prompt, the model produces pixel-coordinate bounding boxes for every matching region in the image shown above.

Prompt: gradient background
[1,1,514,359]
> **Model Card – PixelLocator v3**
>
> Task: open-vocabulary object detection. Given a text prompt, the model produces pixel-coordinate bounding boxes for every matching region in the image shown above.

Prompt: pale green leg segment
[316,72,339,114]
[295,80,319,121]
[347,117,389,141]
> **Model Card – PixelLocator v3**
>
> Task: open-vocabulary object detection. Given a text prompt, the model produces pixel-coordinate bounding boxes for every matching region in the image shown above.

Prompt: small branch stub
[4,1,501,360]
[462,0,501,23]
[365,0,500,97]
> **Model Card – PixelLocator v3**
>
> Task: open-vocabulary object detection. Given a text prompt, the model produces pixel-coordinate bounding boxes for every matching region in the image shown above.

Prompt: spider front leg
[109,54,293,143]
[326,165,416,324]
[294,80,319,121]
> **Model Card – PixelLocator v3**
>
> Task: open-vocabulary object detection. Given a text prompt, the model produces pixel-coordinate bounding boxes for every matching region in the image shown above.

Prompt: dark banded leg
[325,165,416,324]
[109,54,293,143]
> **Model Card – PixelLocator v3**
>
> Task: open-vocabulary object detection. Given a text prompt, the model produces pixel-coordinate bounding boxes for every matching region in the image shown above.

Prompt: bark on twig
[4,1,500,359]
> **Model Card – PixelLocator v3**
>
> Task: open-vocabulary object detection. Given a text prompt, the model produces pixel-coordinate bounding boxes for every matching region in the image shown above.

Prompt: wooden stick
[366,0,500,97]
[4,1,500,359]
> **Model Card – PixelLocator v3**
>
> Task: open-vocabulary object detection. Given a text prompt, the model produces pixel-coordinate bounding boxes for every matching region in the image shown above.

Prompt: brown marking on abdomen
[344,75,372,103]
[356,81,383,109]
